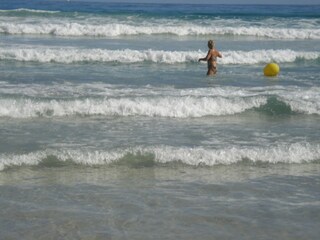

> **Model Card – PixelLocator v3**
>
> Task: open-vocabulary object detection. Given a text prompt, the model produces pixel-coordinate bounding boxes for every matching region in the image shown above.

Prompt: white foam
[278,87,320,115]
[221,49,320,65]
[0,47,199,64]
[1,21,319,39]
[0,8,60,13]
[1,143,319,170]
[0,46,319,64]
[0,96,267,118]
[1,85,320,118]
[151,143,320,165]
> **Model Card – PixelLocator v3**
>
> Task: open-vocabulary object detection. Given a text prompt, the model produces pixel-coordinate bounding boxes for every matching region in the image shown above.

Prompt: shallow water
[0,1,320,239]
[1,164,320,240]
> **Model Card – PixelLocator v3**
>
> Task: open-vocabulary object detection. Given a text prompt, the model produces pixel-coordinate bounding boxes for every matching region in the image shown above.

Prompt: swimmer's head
[208,40,215,49]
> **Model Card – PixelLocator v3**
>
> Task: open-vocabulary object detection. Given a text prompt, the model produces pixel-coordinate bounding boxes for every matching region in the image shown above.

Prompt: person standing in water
[198,40,222,76]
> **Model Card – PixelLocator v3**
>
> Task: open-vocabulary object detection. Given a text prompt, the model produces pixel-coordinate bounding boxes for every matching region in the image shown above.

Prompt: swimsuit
[208,57,217,71]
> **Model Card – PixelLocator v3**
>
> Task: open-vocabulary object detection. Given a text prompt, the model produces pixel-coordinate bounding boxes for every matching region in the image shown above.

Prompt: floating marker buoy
[264,63,280,77]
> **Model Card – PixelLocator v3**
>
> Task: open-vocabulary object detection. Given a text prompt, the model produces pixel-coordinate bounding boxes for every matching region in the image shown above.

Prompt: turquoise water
[0,1,320,239]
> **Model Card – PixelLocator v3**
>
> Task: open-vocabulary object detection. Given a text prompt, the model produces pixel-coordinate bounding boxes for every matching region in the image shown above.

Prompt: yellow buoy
[264,63,280,77]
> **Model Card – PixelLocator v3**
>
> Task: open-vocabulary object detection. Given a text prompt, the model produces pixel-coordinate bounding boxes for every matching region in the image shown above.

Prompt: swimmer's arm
[198,50,212,62]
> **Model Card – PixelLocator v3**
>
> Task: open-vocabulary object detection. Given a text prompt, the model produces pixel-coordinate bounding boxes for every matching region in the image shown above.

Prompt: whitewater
[0,46,319,64]
[0,2,320,240]
[1,2,319,168]
[1,142,320,171]
[1,9,320,39]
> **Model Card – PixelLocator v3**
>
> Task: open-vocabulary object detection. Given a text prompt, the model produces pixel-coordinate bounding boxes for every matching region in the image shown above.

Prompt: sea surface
[0,0,320,239]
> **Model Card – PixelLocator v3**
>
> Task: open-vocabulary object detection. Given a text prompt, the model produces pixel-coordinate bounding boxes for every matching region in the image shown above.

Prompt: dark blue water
[1,0,320,17]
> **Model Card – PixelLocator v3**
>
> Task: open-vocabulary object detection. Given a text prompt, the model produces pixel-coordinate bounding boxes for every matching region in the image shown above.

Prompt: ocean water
[1,0,320,239]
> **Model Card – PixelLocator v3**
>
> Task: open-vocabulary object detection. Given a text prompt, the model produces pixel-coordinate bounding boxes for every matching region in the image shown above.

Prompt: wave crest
[1,22,320,39]
[0,47,319,64]
[0,8,60,14]
[1,143,319,170]
[0,96,267,118]
[0,92,319,119]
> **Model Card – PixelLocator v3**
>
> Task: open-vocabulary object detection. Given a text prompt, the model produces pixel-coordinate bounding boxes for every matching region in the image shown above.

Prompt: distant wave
[0,8,60,14]
[1,143,319,170]
[1,21,319,39]
[0,47,319,64]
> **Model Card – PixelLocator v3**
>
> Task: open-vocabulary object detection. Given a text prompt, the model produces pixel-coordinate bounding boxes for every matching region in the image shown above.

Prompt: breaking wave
[0,84,319,119]
[0,96,267,118]
[0,47,319,64]
[1,84,319,119]
[0,93,319,119]
[1,22,319,39]
[1,143,320,170]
